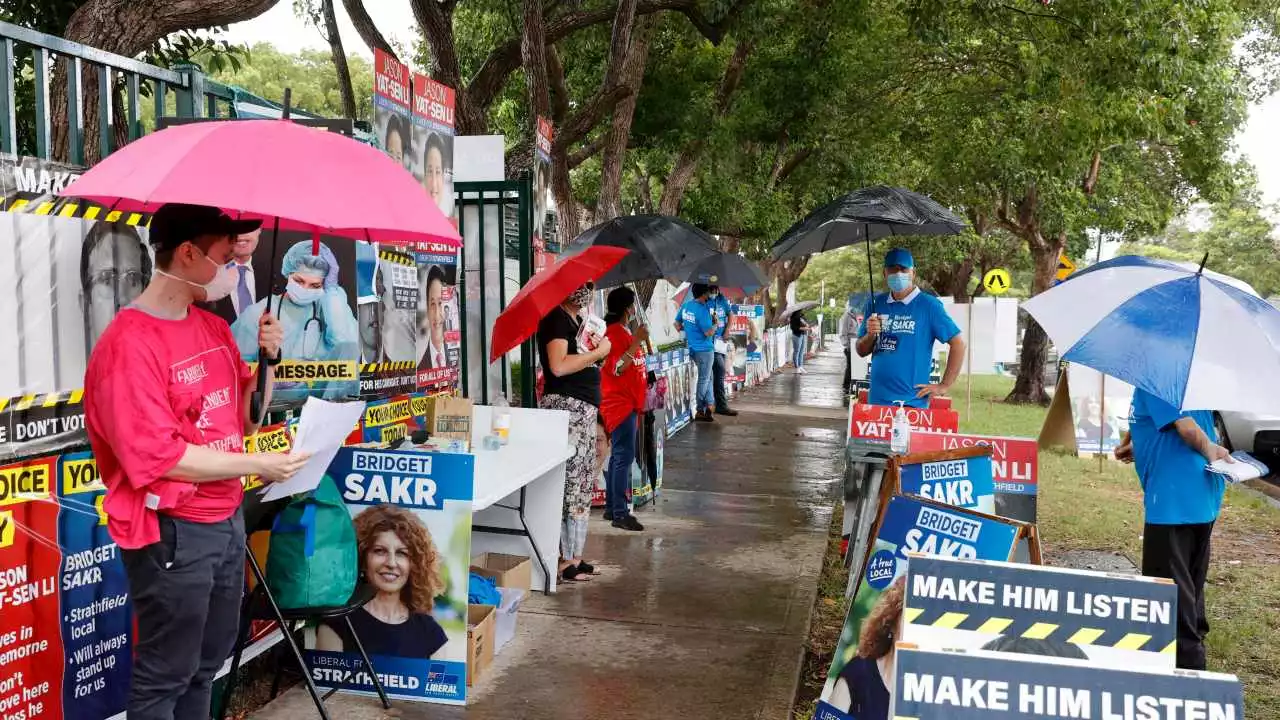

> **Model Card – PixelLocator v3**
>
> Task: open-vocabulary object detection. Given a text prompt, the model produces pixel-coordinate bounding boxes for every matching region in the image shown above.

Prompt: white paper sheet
[260,397,367,501]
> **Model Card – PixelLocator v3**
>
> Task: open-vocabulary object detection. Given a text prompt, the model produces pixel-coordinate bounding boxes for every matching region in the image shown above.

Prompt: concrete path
[252,349,847,720]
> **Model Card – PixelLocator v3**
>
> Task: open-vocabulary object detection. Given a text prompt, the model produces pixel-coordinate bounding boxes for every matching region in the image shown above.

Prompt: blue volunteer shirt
[680,299,715,352]
[1128,389,1224,526]
[858,288,960,408]
[708,295,732,340]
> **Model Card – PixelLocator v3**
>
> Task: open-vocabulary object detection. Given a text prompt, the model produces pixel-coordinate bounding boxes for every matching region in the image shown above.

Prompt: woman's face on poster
[365,529,412,596]
[84,229,148,345]
[425,145,446,205]
[386,129,405,166]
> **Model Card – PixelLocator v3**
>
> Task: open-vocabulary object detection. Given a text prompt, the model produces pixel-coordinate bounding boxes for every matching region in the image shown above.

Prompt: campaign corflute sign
[849,403,958,444]
[902,555,1177,670]
[911,430,1038,524]
[898,453,996,514]
[891,645,1243,720]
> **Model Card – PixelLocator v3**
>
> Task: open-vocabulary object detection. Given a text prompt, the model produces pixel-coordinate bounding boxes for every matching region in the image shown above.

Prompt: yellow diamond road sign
[983,268,1011,295]
[1056,253,1076,281]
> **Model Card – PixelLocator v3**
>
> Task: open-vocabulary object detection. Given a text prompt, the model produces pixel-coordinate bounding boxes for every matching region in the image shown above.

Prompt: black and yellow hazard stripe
[0,389,85,413]
[0,195,152,226]
[360,361,416,373]
[903,606,1176,655]
[378,248,415,265]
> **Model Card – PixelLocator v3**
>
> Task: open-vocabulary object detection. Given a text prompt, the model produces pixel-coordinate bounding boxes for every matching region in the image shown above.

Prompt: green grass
[960,375,1280,717]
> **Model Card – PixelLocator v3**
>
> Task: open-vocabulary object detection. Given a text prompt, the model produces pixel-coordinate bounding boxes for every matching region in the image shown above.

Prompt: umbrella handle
[250,354,269,425]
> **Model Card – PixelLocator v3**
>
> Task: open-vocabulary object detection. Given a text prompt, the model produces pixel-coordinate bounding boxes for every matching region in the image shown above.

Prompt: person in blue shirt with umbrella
[1115,391,1231,671]
[680,284,718,422]
[855,248,965,407]
[707,286,738,416]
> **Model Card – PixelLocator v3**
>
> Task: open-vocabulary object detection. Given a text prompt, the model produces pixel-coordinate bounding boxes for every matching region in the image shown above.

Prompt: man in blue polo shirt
[1115,388,1231,670]
[855,248,965,408]
[707,286,738,416]
[680,284,718,422]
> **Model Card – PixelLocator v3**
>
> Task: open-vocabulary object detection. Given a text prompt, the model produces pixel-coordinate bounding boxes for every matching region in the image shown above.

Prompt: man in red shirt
[84,203,310,720]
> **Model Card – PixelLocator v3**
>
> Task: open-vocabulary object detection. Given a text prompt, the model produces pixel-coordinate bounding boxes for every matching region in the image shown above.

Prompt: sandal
[578,561,602,576]
[561,565,591,582]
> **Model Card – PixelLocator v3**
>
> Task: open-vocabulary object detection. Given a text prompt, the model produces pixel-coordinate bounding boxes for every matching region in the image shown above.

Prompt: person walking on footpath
[83,203,311,720]
[708,286,739,416]
[680,283,718,422]
[538,283,612,581]
[1115,390,1231,670]
[600,287,648,531]
[790,307,811,373]
[837,303,858,395]
[856,248,965,407]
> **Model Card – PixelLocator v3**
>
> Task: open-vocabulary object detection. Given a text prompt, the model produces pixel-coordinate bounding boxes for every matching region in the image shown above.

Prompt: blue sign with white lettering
[899,454,996,514]
[893,645,1242,719]
[307,447,474,706]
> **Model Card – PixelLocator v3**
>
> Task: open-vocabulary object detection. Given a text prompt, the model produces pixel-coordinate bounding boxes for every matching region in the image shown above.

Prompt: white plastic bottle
[492,393,512,446]
[890,400,911,455]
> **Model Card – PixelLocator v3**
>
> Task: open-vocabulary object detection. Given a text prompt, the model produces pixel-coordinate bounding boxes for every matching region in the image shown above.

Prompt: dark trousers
[1142,522,1213,670]
[843,347,852,392]
[121,511,246,720]
[607,412,638,518]
[713,352,730,411]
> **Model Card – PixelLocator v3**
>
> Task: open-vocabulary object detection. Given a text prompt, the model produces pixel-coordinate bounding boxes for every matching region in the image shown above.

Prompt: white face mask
[159,254,237,302]
[287,279,325,305]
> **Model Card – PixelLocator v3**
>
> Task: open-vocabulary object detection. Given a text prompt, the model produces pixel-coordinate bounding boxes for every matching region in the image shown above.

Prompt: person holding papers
[856,248,965,407]
[83,203,310,720]
[1115,389,1231,670]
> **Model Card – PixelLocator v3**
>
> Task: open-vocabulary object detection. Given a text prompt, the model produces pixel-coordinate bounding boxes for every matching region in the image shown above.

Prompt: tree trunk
[595,16,654,223]
[762,257,809,325]
[321,0,357,119]
[51,0,281,165]
[657,39,752,215]
[342,0,397,58]
[1005,232,1064,405]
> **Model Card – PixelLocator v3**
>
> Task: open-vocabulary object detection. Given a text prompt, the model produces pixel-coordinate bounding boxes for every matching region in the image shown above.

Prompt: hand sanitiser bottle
[890,400,910,455]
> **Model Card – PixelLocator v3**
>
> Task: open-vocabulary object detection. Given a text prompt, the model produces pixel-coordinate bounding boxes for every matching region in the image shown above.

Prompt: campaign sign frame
[819,494,1026,720]
[889,645,1243,720]
[896,447,995,515]
[305,447,475,705]
[902,555,1177,669]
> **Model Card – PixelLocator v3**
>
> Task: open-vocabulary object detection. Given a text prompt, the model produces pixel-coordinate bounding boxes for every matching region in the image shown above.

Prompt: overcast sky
[226,4,1280,208]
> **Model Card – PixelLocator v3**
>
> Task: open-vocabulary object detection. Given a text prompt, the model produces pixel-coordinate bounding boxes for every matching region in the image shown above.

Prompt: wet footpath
[254,348,848,720]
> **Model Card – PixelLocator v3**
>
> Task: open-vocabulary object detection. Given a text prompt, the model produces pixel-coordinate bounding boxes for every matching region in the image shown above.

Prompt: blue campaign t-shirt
[1129,388,1224,526]
[680,299,715,352]
[708,295,732,340]
[858,289,960,408]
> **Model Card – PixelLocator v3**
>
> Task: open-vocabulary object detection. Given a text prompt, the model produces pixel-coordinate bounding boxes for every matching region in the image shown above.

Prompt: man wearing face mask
[680,284,719,422]
[83,203,311,720]
[856,248,964,408]
[707,286,739,417]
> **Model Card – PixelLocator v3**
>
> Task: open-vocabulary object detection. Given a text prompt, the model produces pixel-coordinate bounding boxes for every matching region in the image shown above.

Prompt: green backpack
[266,477,357,609]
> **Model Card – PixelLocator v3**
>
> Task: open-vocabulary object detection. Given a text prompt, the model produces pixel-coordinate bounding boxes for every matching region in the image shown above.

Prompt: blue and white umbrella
[1023,255,1280,413]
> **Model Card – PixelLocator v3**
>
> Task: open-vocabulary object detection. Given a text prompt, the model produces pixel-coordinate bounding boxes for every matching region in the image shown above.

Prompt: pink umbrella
[59,119,459,247]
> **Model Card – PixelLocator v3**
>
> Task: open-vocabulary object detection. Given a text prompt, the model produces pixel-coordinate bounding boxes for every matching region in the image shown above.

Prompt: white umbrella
[1022,255,1280,413]
[780,300,820,319]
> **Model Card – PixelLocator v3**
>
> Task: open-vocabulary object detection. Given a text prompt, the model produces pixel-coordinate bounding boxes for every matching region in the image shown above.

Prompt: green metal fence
[0,20,232,164]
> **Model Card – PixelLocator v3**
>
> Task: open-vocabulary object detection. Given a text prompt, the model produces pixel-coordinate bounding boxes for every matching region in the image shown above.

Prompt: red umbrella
[59,118,459,247]
[490,246,629,362]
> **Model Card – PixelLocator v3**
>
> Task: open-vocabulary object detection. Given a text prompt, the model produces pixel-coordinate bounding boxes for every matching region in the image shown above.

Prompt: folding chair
[216,492,392,720]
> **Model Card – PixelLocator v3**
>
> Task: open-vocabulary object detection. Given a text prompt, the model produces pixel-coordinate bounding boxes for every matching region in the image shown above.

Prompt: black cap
[149,203,262,252]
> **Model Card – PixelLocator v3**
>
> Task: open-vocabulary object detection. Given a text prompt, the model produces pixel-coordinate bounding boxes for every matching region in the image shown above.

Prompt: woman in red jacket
[600,287,649,531]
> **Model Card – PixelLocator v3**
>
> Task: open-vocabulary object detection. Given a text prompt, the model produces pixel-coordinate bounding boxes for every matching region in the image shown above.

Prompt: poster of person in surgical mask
[416,241,461,391]
[231,237,361,405]
[411,73,456,226]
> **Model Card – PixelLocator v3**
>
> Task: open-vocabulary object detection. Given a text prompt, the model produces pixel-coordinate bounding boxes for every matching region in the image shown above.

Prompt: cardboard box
[470,552,533,591]
[467,604,496,687]
[427,395,473,447]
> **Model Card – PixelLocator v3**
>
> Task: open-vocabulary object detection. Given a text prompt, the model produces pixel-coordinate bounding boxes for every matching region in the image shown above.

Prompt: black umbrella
[770,186,966,290]
[568,214,720,287]
[685,252,767,292]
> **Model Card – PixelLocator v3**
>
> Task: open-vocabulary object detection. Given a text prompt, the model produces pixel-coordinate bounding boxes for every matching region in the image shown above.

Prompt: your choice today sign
[891,645,1243,720]
[898,454,996,515]
[902,555,1177,669]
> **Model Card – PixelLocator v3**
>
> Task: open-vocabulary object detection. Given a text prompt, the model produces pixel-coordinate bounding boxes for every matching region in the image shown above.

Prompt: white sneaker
[796,367,807,374]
